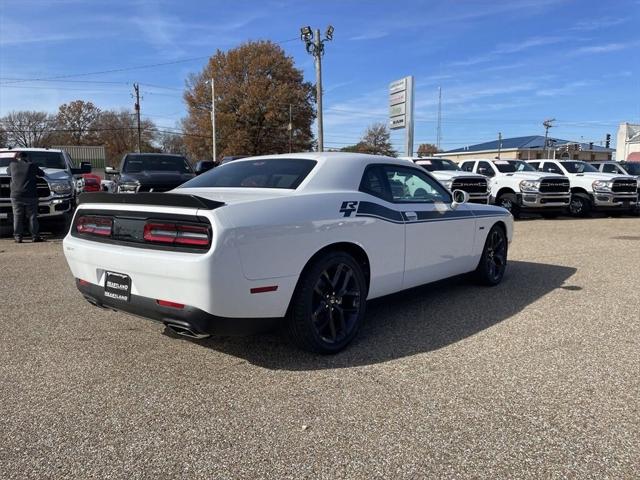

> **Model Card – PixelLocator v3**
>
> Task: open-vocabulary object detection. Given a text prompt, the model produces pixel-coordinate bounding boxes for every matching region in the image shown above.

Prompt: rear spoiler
[77,192,225,210]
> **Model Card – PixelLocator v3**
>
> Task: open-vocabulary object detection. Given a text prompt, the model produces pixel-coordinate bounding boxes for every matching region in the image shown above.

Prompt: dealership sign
[388,76,414,156]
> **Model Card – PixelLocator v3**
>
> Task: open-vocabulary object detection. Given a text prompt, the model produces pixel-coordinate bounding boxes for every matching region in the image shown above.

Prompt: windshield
[621,163,640,175]
[561,161,598,173]
[415,159,460,172]
[179,158,317,189]
[492,160,516,173]
[123,154,192,173]
[0,151,66,169]
[507,160,536,172]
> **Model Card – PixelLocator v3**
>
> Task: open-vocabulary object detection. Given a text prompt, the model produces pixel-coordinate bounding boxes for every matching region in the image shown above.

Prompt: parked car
[194,160,215,175]
[81,173,102,193]
[528,159,638,217]
[0,148,90,233]
[404,157,490,204]
[459,158,571,218]
[105,153,195,193]
[64,152,513,353]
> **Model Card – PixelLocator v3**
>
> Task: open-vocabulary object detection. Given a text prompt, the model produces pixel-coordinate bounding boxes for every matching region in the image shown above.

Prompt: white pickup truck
[459,158,571,218]
[527,159,638,217]
[404,157,490,204]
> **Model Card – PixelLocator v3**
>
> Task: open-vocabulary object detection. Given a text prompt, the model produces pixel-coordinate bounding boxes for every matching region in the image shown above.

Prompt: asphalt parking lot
[1,217,639,479]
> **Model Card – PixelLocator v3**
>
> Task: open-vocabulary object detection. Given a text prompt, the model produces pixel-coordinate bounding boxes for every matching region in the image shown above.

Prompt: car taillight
[76,215,113,237]
[143,222,210,248]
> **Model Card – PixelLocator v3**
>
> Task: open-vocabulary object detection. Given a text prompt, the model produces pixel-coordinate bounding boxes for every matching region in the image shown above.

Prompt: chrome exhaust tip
[164,323,210,340]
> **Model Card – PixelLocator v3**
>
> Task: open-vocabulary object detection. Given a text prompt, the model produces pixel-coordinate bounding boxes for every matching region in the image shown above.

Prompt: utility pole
[207,78,217,162]
[133,83,142,153]
[300,25,334,152]
[497,132,502,159]
[436,86,442,151]
[288,104,293,153]
[543,118,556,158]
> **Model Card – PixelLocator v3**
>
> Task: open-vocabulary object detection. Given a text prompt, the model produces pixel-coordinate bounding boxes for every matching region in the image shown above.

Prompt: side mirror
[105,166,119,175]
[195,161,214,175]
[451,189,469,209]
[80,161,92,173]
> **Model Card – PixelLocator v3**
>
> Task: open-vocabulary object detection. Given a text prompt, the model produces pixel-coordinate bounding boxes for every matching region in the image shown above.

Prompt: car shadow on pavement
[181,260,577,370]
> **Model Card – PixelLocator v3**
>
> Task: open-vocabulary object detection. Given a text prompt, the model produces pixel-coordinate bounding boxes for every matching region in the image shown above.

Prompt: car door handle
[404,211,418,221]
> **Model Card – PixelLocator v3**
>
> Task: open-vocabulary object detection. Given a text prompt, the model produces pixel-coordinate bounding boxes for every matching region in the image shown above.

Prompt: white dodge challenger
[64,153,513,353]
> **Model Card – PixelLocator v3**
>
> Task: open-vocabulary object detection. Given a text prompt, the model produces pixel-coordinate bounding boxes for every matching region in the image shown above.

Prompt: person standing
[8,151,46,243]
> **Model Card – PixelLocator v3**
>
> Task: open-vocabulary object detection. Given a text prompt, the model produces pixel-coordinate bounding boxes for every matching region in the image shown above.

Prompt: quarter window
[359,166,389,200]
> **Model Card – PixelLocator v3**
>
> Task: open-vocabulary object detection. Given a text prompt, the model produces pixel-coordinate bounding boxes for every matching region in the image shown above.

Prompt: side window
[602,164,617,174]
[382,165,451,203]
[460,161,474,172]
[542,162,562,174]
[477,161,495,177]
[529,162,541,170]
[359,166,389,201]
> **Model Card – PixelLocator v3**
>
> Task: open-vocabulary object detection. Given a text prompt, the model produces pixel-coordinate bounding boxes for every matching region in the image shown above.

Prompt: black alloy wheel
[498,193,520,219]
[475,225,508,286]
[569,193,592,217]
[288,252,367,353]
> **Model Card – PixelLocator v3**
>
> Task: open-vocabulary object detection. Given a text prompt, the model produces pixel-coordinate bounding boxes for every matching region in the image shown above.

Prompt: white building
[616,123,640,161]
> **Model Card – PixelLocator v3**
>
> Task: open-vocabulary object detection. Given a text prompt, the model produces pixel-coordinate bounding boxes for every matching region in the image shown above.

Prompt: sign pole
[405,75,414,157]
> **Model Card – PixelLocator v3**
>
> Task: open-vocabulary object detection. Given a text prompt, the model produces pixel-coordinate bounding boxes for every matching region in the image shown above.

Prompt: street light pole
[300,25,333,152]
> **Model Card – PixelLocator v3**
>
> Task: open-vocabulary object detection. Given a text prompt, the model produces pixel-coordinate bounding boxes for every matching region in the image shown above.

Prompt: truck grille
[0,177,51,199]
[539,178,570,193]
[611,179,637,193]
[451,177,488,194]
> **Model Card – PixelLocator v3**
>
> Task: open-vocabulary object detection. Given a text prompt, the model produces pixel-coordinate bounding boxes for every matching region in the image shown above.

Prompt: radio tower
[436,87,442,150]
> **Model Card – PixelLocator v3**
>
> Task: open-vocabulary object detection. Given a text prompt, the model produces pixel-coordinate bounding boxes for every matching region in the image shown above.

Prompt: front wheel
[287,251,367,354]
[497,193,520,219]
[475,225,508,286]
[569,193,592,217]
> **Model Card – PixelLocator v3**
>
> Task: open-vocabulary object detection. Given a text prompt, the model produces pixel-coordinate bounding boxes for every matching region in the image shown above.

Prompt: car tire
[287,251,367,354]
[497,193,520,219]
[474,224,508,286]
[569,193,592,217]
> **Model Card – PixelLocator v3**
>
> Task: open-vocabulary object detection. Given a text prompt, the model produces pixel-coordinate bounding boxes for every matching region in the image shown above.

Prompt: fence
[53,145,106,169]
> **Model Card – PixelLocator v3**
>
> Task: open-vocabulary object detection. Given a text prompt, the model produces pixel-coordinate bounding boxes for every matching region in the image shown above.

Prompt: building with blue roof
[436,135,614,163]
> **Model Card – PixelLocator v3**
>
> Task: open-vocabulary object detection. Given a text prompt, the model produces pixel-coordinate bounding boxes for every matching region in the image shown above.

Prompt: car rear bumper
[76,279,280,335]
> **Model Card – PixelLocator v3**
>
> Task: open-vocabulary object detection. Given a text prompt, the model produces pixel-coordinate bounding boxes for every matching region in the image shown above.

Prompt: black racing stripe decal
[412,210,474,221]
[356,201,404,222]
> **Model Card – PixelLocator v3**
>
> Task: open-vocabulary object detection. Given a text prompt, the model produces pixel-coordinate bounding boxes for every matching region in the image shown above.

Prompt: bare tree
[0,111,55,147]
[94,109,157,165]
[158,130,188,156]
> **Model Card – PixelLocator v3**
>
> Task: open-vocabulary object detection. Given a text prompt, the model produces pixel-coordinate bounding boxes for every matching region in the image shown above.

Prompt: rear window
[179,158,317,189]
[123,154,192,173]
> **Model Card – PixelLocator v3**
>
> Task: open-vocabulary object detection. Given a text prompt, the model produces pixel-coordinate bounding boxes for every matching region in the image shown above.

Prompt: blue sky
[1,0,638,152]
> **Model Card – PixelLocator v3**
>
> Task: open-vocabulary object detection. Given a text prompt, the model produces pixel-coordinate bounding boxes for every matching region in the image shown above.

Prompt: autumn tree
[0,110,55,147]
[0,125,7,147]
[341,122,396,157]
[183,40,315,160]
[94,110,157,165]
[417,143,441,157]
[54,100,101,145]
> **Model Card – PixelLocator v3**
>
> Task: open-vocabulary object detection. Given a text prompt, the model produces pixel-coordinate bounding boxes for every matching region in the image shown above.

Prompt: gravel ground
[0,217,639,479]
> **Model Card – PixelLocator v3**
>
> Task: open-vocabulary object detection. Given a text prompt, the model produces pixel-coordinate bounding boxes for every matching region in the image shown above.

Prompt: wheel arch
[299,242,371,292]
[570,187,590,195]
[496,187,516,198]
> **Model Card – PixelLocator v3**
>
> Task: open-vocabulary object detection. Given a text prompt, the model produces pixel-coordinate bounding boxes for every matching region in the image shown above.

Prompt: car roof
[0,147,63,153]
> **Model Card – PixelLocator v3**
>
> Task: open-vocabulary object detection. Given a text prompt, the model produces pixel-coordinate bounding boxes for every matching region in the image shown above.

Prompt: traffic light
[605,134,611,149]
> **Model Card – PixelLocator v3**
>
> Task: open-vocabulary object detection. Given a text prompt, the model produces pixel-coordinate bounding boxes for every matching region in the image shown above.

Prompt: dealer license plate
[104,272,131,302]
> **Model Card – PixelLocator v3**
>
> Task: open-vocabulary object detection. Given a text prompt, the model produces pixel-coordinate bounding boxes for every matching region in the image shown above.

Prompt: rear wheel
[475,225,508,286]
[497,193,520,219]
[569,193,592,217]
[287,251,367,354]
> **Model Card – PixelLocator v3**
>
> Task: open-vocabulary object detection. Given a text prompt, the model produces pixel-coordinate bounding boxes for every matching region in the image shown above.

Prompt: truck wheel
[287,251,367,354]
[475,224,508,286]
[497,193,520,219]
[569,193,592,217]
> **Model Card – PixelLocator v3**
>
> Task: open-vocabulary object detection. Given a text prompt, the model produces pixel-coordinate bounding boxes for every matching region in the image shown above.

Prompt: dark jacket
[8,160,45,199]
